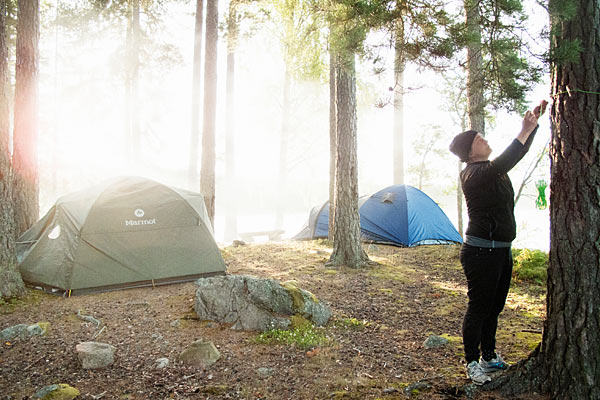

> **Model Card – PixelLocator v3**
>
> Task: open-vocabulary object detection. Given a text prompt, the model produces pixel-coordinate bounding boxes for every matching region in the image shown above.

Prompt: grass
[254,316,331,349]
[512,248,548,285]
[334,317,370,331]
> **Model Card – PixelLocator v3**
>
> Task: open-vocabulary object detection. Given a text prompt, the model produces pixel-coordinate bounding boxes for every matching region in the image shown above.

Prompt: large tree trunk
[464,0,485,134]
[329,53,368,268]
[328,48,336,241]
[224,0,237,242]
[12,0,39,238]
[495,1,600,397]
[541,1,600,395]
[393,18,405,184]
[188,0,203,189]
[275,65,291,230]
[0,0,25,299]
[200,0,218,228]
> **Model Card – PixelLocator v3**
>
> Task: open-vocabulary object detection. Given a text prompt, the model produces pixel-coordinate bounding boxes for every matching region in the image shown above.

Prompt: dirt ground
[0,241,549,399]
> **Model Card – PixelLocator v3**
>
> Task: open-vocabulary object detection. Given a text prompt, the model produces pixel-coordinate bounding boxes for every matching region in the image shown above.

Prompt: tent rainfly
[294,184,463,247]
[17,177,226,295]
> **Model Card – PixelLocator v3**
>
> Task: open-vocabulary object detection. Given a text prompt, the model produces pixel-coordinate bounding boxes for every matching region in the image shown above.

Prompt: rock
[194,275,332,331]
[170,319,180,327]
[382,388,398,394]
[0,324,28,341]
[423,335,449,349]
[32,384,80,399]
[155,357,169,369]
[404,382,432,396]
[257,367,274,378]
[232,240,247,247]
[75,342,116,369]
[178,339,220,367]
[151,333,163,341]
[27,322,50,337]
[1,323,49,341]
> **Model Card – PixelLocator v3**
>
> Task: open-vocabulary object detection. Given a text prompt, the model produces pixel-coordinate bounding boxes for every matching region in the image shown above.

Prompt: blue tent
[294,184,462,247]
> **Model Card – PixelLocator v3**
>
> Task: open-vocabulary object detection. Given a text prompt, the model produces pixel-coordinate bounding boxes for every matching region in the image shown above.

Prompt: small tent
[17,177,226,295]
[294,184,462,247]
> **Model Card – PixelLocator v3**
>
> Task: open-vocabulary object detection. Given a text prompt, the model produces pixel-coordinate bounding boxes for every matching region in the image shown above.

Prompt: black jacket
[461,126,538,242]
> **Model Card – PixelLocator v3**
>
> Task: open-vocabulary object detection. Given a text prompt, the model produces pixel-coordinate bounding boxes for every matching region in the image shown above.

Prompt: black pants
[460,244,513,363]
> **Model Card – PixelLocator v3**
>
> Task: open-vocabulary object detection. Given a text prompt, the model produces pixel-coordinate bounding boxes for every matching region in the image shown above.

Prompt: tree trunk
[393,17,405,184]
[329,53,368,268]
[124,1,132,164]
[464,0,485,134]
[188,0,203,189]
[200,0,218,228]
[542,1,600,395]
[328,48,336,241]
[275,65,291,230]
[224,0,237,242]
[130,0,140,165]
[12,0,39,238]
[0,0,25,298]
[496,1,600,397]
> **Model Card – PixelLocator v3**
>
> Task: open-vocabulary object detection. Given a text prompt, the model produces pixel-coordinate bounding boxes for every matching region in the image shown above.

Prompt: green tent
[17,177,226,295]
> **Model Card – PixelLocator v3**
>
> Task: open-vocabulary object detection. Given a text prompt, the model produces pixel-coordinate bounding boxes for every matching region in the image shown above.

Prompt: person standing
[449,100,547,385]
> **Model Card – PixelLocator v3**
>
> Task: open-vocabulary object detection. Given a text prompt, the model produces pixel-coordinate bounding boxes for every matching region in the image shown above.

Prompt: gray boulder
[194,275,332,331]
[155,357,170,369]
[75,342,116,369]
[0,322,49,341]
[32,384,80,399]
[0,324,28,340]
[178,339,220,367]
[423,335,449,349]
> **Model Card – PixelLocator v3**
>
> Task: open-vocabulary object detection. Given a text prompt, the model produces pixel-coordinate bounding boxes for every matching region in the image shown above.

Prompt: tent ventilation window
[381,193,395,203]
[48,225,61,239]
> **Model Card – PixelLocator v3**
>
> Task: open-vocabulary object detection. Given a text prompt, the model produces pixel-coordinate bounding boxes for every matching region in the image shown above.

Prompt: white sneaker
[479,353,509,373]
[466,360,492,385]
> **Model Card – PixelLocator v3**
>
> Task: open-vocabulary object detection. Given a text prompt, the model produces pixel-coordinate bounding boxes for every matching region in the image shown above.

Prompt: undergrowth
[512,248,548,285]
[254,317,331,349]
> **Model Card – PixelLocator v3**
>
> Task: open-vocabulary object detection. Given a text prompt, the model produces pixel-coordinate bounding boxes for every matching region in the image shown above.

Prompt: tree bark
[542,1,600,395]
[224,0,237,242]
[275,65,291,230]
[0,0,25,299]
[393,17,405,184]
[495,0,600,397]
[188,0,203,189]
[328,48,336,241]
[12,0,39,238]
[200,0,218,228]
[329,53,368,268]
[464,0,485,134]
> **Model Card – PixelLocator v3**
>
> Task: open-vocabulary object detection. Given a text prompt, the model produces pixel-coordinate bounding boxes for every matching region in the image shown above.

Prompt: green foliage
[254,319,331,349]
[334,317,369,330]
[548,0,582,65]
[512,248,548,285]
[262,0,327,81]
[449,0,545,113]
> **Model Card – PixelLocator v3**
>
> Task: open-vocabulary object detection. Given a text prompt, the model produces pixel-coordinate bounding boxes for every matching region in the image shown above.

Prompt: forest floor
[0,241,549,399]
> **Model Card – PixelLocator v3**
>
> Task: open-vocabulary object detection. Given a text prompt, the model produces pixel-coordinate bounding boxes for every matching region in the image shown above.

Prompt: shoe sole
[481,366,508,373]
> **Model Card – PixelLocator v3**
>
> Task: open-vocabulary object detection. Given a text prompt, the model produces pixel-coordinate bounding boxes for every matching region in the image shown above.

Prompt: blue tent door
[359,185,410,245]
[295,184,462,247]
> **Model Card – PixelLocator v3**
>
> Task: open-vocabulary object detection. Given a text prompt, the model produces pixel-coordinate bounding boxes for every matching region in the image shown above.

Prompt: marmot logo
[134,209,145,218]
